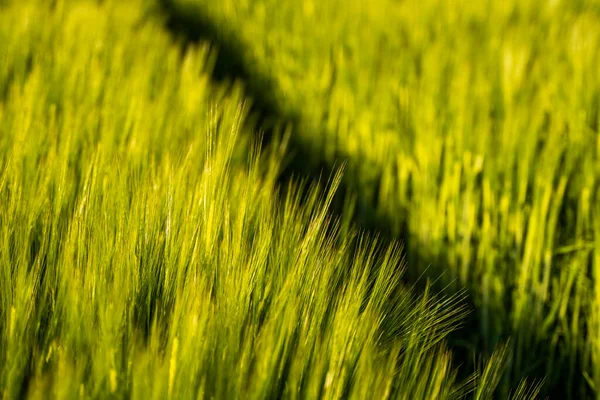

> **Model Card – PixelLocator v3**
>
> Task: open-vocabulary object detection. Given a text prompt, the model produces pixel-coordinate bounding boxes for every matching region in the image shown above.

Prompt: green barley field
[1,0,599,398]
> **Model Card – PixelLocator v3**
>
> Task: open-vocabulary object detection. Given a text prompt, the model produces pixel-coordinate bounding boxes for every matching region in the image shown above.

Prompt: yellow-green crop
[0,0,542,398]
[169,0,600,397]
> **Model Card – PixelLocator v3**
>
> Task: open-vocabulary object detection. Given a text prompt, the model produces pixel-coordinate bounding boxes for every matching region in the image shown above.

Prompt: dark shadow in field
[156,1,582,398]
[155,0,395,253]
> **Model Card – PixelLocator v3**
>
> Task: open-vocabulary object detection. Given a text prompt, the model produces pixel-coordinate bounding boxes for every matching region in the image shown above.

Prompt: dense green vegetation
[0,0,545,398]
[167,0,600,397]
[2,0,599,397]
